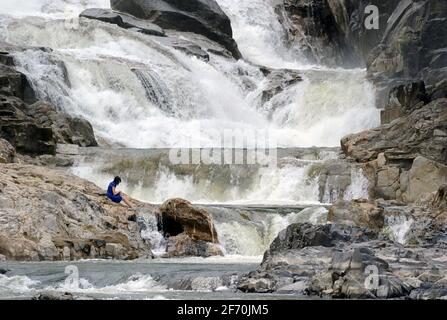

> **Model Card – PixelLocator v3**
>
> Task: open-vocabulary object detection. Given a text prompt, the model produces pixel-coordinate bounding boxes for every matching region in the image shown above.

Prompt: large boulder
[159,198,222,257]
[110,0,242,59]
[403,156,447,203]
[25,101,97,147]
[0,95,56,155]
[159,198,218,243]
[0,164,154,261]
[328,199,385,231]
[0,63,35,103]
[164,233,222,258]
[266,223,377,256]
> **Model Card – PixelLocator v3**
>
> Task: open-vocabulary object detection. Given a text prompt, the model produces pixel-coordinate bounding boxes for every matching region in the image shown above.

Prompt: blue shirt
[107,181,117,197]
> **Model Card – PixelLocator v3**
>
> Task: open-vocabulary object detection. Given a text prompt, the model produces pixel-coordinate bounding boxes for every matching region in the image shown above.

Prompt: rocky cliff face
[278,0,446,103]
[276,0,401,67]
[277,0,447,205]
[0,44,98,155]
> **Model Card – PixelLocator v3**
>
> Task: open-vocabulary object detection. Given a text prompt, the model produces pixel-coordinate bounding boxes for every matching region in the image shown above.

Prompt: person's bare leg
[123,195,133,208]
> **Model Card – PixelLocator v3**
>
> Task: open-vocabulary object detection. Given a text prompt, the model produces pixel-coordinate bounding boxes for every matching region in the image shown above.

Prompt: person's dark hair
[114,176,122,185]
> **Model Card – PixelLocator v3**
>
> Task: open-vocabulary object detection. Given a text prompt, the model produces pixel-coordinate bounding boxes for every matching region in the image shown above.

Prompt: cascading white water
[215,0,306,68]
[0,0,379,148]
[72,158,324,205]
[0,0,110,18]
[214,206,328,256]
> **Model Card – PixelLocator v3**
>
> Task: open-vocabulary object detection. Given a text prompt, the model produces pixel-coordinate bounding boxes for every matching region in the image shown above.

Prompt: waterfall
[1,1,379,148]
[215,0,307,68]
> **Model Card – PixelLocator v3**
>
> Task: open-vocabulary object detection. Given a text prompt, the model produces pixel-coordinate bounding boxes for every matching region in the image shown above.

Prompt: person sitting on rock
[107,176,133,208]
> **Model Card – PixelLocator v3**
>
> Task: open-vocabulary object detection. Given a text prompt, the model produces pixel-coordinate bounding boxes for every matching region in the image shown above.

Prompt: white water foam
[215,207,327,256]
[46,273,167,294]
[385,215,414,245]
[344,168,370,201]
[0,274,40,293]
[215,0,307,68]
[0,0,109,19]
[71,160,323,205]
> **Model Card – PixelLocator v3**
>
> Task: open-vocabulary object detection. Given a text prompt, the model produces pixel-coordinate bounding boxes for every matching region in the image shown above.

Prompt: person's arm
[112,186,121,196]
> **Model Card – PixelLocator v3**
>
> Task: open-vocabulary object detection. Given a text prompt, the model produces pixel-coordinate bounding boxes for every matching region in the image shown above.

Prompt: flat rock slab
[80,8,165,37]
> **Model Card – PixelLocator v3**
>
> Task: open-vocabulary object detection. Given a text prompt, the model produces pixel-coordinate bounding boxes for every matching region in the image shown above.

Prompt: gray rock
[0,138,15,163]
[164,233,223,258]
[409,284,447,300]
[33,292,74,300]
[25,101,97,147]
[0,63,36,103]
[276,280,309,294]
[155,36,209,60]
[80,8,166,37]
[110,0,242,59]
[240,220,447,298]
[1,53,97,153]
[342,98,447,166]
[0,95,56,156]
[404,156,447,203]
[381,82,430,124]
[237,277,275,293]
[328,200,385,231]
[258,68,302,104]
[376,166,400,200]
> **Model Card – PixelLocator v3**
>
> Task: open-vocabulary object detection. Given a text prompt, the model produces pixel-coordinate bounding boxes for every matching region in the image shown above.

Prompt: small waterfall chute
[131,68,172,116]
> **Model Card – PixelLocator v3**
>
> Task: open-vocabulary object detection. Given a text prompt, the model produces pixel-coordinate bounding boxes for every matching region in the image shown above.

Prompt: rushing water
[0,0,381,299]
[0,0,379,148]
[0,260,306,300]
